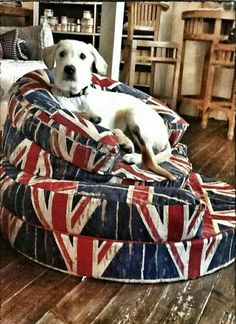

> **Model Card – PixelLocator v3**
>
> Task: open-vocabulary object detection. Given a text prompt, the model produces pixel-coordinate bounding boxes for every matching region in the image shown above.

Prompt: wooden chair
[126,2,169,41]
[122,2,169,84]
[202,43,236,140]
[127,40,181,109]
[121,2,181,109]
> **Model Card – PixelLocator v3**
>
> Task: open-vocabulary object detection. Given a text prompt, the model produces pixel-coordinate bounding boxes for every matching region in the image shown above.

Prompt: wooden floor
[0,117,235,324]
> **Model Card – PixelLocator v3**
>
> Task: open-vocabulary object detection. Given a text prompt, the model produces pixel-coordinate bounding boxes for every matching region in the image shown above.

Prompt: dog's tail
[132,126,175,181]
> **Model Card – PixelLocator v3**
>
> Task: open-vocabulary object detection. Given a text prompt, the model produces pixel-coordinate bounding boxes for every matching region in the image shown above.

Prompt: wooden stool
[178,9,235,140]
[202,43,235,140]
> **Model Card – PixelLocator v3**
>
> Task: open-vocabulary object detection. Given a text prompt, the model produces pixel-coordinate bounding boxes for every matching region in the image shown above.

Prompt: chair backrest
[127,2,169,41]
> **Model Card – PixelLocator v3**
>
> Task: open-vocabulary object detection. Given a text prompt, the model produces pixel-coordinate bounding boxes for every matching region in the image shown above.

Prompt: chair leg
[171,58,181,110]
[202,108,210,129]
[227,109,235,140]
[128,51,136,87]
[121,45,130,83]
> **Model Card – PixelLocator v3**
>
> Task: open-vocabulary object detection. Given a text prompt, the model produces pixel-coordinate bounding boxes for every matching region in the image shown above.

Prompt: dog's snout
[64,65,76,75]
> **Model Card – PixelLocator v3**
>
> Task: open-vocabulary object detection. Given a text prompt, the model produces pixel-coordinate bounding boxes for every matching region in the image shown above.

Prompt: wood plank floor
[0,116,235,324]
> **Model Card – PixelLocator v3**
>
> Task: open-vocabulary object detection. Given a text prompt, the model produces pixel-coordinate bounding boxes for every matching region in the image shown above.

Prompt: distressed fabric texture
[0,69,235,283]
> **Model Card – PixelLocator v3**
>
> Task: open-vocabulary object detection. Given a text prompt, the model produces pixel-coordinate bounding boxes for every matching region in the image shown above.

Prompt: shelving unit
[33,2,102,48]
[178,9,235,139]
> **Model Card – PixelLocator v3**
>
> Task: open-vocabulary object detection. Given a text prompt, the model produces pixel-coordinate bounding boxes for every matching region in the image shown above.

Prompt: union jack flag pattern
[0,69,235,283]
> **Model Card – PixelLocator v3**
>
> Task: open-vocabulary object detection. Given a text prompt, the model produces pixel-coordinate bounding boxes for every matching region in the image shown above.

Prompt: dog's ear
[88,44,108,76]
[43,44,57,70]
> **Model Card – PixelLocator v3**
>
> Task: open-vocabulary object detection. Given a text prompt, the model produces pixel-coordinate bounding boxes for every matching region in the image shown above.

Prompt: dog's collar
[68,86,88,98]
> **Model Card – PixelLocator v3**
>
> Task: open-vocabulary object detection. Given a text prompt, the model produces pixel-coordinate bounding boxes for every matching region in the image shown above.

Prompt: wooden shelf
[34,1,102,47]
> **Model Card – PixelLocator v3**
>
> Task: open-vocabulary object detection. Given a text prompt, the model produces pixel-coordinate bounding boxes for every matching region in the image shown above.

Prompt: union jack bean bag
[0,69,235,283]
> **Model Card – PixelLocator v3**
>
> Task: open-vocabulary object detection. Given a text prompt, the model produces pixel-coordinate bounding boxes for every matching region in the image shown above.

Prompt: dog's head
[43,40,107,95]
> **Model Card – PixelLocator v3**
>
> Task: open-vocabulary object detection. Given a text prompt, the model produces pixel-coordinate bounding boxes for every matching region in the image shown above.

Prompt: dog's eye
[59,51,66,58]
[80,53,86,60]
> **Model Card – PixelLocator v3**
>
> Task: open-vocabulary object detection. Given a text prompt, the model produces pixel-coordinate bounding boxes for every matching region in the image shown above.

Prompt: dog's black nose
[64,65,76,75]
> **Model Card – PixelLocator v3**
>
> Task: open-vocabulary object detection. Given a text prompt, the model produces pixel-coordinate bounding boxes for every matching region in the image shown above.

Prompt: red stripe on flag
[71,196,91,228]
[32,188,51,229]
[12,146,27,165]
[52,192,67,232]
[132,185,150,204]
[77,237,93,276]
[91,156,108,173]
[98,241,113,264]
[54,232,73,271]
[38,112,51,124]
[18,172,33,185]
[187,205,205,235]
[139,204,162,242]
[205,236,216,259]
[189,173,206,200]
[52,112,92,139]
[24,144,42,174]
[168,205,184,241]
[188,239,203,278]
[168,243,184,275]
[72,145,92,169]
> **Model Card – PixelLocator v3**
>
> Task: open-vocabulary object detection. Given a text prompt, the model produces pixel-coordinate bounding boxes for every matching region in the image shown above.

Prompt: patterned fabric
[0,174,234,283]
[0,159,205,243]
[0,29,18,60]
[0,69,235,283]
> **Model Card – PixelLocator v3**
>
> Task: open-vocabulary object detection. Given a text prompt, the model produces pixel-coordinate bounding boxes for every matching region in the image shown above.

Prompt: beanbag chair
[0,69,235,283]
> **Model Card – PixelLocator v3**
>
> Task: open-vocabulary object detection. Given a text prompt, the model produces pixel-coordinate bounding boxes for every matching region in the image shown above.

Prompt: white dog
[43,40,175,180]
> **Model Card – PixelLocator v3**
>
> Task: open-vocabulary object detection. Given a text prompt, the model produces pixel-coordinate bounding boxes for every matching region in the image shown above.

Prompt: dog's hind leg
[124,126,175,180]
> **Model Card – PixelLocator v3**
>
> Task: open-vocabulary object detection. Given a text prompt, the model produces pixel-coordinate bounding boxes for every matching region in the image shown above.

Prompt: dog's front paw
[90,115,102,124]
[123,153,141,165]
[112,129,134,154]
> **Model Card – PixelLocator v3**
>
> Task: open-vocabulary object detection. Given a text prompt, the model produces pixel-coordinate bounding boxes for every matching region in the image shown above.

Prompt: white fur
[43,40,171,165]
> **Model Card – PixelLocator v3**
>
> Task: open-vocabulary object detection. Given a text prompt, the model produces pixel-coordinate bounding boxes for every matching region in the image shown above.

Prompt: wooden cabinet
[33,2,102,48]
